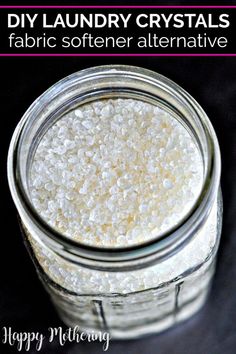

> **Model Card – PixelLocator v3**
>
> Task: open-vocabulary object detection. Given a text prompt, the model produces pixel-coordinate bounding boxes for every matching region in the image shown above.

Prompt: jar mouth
[7,65,221,270]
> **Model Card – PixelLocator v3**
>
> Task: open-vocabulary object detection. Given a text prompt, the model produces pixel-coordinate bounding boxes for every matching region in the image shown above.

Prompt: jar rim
[7,65,221,270]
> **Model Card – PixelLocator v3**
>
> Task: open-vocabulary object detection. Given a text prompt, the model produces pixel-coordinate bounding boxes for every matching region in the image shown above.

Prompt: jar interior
[13,67,214,256]
[19,92,205,247]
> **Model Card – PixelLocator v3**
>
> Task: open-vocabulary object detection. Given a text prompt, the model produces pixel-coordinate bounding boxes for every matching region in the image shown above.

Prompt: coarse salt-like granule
[29,98,203,247]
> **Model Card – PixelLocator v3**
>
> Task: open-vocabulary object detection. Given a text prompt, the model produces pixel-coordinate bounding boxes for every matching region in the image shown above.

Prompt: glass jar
[8,65,222,339]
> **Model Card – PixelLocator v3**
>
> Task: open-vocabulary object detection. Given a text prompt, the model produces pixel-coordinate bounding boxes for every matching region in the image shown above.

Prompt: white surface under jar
[8,65,222,339]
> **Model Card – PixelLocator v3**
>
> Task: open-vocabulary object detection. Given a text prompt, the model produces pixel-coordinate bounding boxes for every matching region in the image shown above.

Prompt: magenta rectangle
[1,5,235,56]
[0,53,235,57]
[0,6,236,9]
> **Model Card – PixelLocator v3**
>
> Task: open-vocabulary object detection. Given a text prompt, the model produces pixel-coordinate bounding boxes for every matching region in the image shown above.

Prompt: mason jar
[7,65,222,339]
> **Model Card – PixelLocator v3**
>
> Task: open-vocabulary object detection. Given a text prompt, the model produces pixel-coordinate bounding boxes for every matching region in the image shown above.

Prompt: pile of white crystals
[30,98,204,248]
[28,201,217,294]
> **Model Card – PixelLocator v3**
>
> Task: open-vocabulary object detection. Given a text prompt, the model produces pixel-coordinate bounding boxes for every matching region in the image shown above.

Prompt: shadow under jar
[8,65,222,339]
